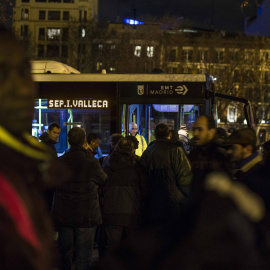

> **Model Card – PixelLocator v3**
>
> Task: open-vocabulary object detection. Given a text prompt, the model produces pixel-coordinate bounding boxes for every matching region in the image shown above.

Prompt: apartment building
[13,0,98,64]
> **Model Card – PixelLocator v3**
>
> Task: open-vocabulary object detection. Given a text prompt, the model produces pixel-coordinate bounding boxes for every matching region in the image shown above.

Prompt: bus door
[121,103,201,144]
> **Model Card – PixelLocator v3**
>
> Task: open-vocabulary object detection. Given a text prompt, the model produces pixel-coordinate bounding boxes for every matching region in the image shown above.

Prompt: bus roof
[32,73,207,82]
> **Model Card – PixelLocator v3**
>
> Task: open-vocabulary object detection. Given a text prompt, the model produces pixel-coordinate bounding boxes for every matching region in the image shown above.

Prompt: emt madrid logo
[175,85,188,95]
[137,85,144,95]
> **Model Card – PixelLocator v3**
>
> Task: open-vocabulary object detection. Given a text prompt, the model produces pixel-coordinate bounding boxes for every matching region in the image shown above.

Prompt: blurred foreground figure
[97,172,267,270]
[0,27,62,269]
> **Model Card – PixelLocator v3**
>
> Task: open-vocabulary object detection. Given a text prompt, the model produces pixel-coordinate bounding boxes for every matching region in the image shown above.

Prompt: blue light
[123,18,144,25]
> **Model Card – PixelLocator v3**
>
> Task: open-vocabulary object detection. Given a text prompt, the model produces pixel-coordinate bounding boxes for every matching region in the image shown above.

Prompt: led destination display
[48,99,109,109]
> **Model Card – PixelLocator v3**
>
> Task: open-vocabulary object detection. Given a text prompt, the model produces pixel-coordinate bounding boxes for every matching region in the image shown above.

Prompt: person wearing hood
[102,137,147,252]
[39,122,61,157]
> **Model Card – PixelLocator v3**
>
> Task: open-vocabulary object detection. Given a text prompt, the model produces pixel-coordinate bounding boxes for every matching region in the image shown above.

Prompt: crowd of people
[2,26,270,270]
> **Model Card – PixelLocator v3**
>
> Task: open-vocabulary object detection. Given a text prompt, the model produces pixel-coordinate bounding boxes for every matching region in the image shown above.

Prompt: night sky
[99,0,262,33]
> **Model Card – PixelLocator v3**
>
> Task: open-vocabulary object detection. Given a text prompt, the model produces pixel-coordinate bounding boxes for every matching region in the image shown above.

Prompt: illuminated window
[47,28,61,40]
[98,44,103,55]
[21,9,29,20]
[81,28,86,38]
[134,46,141,57]
[147,46,154,57]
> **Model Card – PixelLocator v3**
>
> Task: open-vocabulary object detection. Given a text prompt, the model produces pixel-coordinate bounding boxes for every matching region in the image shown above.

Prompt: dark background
[99,0,262,32]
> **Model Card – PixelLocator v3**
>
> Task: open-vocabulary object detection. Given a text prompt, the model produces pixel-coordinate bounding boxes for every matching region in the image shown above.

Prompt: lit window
[109,67,115,72]
[134,46,141,57]
[81,28,86,38]
[21,9,29,20]
[147,46,154,57]
[98,44,103,55]
[47,28,61,40]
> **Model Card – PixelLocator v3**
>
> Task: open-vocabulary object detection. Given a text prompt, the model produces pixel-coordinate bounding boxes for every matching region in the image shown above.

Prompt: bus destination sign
[119,82,204,99]
[48,99,109,109]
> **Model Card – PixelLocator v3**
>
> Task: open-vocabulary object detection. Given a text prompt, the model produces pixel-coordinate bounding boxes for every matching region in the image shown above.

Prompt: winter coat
[0,126,66,270]
[52,145,107,228]
[39,132,58,157]
[140,139,192,223]
[102,150,147,226]
[188,140,232,200]
[234,152,270,211]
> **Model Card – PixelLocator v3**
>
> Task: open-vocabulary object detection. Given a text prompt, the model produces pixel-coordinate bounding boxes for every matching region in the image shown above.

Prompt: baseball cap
[225,128,256,145]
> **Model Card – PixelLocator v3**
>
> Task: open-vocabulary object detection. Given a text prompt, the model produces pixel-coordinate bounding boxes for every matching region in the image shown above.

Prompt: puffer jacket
[102,150,147,226]
[140,139,192,222]
[52,145,107,227]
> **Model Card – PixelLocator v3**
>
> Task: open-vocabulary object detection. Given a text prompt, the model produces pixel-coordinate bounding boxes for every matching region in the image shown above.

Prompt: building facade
[13,0,98,65]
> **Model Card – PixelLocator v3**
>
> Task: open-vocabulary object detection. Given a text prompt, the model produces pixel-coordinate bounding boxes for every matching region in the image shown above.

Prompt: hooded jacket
[102,150,147,226]
[140,139,192,223]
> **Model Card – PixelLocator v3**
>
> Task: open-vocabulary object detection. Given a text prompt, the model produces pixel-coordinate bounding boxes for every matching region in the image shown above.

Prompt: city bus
[32,73,253,155]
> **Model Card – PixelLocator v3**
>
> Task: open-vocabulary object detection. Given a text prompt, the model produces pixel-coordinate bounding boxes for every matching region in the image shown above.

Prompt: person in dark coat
[140,123,192,226]
[52,127,107,270]
[39,122,61,210]
[100,133,124,166]
[0,27,66,270]
[39,122,61,157]
[102,137,147,252]
[188,116,232,201]
[86,133,100,156]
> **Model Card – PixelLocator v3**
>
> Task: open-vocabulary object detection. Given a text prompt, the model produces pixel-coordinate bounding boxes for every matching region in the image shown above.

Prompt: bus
[32,73,253,155]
